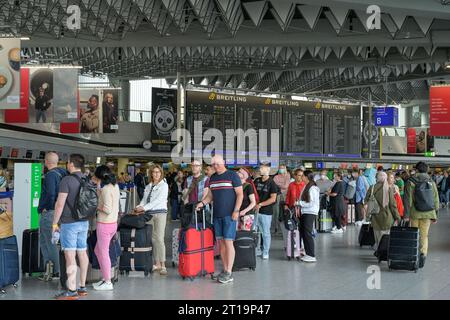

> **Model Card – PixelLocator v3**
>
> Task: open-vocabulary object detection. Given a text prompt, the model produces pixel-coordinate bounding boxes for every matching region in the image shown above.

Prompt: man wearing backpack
[353,169,367,226]
[37,152,67,281]
[404,162,439,269]
[52,154,94,300]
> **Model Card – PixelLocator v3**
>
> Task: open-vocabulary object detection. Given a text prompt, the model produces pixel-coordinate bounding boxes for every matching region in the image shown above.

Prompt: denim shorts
[60,220,89,251]
[214,215,237,241]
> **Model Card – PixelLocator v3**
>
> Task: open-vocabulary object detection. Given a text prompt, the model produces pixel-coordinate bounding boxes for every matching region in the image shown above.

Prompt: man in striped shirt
[196,155,243,284]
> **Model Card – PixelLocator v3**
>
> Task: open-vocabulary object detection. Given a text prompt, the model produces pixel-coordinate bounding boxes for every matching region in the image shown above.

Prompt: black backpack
[67,174,99,220]
[412,177,436,212]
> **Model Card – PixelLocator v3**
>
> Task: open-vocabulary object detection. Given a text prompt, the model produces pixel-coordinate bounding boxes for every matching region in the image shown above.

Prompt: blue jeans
[257,214,272,256]
[39,210,60,273]
[171,199,180,220]
[36,109,47,123]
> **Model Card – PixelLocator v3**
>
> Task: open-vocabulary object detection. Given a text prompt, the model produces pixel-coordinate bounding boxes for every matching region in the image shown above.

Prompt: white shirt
[139,179,169,212]
[296,186,320,215]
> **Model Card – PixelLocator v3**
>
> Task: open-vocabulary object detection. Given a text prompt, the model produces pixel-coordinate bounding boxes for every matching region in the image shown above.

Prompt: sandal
[152,265,161,272]
[159,267,168,276]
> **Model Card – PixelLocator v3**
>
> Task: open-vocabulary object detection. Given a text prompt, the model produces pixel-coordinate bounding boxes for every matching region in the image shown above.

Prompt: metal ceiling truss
[3,0,450,103]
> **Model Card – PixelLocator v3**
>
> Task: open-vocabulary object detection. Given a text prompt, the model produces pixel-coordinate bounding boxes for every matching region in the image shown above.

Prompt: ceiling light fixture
[24,65,83,69]
[20,37,30,40]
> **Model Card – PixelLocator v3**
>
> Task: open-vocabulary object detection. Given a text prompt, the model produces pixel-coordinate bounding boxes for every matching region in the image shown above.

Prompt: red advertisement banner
[407,128,416,154]
[430,86,450,136]
[4,68,29,123]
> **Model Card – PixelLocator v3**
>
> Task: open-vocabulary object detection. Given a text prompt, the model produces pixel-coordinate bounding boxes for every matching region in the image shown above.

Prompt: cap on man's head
[298,165,306,171]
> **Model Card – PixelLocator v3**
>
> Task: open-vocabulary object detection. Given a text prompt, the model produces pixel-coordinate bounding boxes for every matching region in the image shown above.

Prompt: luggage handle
[194,206,206,231]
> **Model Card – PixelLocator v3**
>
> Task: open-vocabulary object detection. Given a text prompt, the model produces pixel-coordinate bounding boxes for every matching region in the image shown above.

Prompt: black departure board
[185,91,236,153]
[322,103,361,157]
[282,102,323,156]
[236,97,282,160]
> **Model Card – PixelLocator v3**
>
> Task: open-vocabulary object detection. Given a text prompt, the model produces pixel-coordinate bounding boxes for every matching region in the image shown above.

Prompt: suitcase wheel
[172,261,176,268]
[250,267,255,271]
[189,277,194,282]
[144,271,149,277]
[296,257,300,261]
[1,289,5,294]
[13,284,18,288]
[287,257,291,261]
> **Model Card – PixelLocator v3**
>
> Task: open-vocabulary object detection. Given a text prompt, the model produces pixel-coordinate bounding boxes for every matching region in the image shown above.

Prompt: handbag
[119,212,152,229]
[366,186,380,216]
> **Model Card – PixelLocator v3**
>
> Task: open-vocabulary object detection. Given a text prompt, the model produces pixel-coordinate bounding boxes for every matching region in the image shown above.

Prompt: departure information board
[185,91,236,155]
[282,101,323,156]
[322,103,361,157]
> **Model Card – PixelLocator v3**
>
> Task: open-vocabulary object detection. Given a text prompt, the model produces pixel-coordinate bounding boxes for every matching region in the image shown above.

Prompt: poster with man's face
[101,88,120,133]
[28,68,54,123]
[0,38,20,109]
[79,88,102,133]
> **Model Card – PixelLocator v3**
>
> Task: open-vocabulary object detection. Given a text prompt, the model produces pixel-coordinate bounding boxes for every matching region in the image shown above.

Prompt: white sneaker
[262,254,269,260]
[301,255,317,263]
[92,280,104,288]
[331,228,344,234]
[93,281,113,291]
[332,226,337,231]
[342,226,347,231]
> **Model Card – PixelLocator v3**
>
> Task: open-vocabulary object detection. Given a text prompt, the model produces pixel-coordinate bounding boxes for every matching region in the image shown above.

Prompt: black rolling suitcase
[375,234,389,262]
[233,230,258,271]
[233,211,259,271]
[119,225,152,276]
[22,229,44,276]
[358,223,375,247]
[388,225,420,272]
[0,235,20,294]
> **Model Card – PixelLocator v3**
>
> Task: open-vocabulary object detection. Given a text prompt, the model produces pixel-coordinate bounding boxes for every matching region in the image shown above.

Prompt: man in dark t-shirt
[52,154,90,300]
[254,164,278,259]
[196,155,243,284]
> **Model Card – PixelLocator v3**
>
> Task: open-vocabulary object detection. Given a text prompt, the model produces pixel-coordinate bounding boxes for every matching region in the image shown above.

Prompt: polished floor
[2,209,450,300]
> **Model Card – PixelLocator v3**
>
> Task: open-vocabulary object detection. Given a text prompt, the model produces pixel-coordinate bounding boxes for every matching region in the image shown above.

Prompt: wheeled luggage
[21,229,44,276]
[358,223,375,247]
[388,226,420,272]
[347,204,355,225]
[375,234,389,262]
[286,229,301,260]
[178,208,214,280]
[172,228,180,267]
[318,209,333,233]
[119,225,152,276]
[0,235,19,293]
[233,229,258,271]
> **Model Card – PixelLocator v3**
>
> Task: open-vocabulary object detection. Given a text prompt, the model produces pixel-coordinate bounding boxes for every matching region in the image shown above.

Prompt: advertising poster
[28,68,54,123]
[407,128,434,154]
[101,88,120,133]
[362,107,381,159]
[4,67,30,123]
[53,69,78,123]
[0,38,21,109]
[79,88,102,133]
[151,88,177,152]
[429,85,450,136]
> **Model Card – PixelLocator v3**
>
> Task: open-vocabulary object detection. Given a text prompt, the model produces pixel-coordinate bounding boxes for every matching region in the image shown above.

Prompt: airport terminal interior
[1,0,450,301]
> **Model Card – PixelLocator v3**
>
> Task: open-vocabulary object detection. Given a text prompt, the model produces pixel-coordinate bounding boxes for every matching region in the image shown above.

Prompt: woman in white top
[135,164,169,275]
[92,165,120,291]
[296,170,320,263]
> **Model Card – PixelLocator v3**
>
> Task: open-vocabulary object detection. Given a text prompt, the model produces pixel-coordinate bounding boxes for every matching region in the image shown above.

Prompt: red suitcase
[178,209,214,280]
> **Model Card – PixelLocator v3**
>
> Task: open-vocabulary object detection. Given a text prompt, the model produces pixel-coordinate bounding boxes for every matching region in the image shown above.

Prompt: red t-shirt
[285,181,306,207]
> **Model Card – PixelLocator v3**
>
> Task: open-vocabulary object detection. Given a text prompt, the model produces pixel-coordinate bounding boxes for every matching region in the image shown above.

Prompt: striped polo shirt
[208,170,242,218]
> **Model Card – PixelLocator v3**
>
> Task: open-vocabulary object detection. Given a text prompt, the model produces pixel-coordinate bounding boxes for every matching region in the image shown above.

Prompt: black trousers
[299,214,316,257]
[355,202,364,222]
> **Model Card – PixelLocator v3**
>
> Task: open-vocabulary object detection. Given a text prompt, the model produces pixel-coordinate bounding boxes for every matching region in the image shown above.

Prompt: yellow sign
[208,92,216,100]
[264,98,271,105]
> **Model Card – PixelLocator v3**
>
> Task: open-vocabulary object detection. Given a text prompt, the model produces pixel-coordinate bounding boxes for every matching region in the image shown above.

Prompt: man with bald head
[196,154,243,284]
[38,152,68,281]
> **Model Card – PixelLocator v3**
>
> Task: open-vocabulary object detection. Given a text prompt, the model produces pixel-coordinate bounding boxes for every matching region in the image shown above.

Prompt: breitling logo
[264,98,271,104]
[208,92,216,100]
[315,102,321,109]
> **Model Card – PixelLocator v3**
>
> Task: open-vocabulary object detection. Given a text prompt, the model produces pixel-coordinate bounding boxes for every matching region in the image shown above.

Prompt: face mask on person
[279,169,286,174]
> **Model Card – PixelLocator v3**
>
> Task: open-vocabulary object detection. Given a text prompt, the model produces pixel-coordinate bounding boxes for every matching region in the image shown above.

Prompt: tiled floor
[2,209,450,300]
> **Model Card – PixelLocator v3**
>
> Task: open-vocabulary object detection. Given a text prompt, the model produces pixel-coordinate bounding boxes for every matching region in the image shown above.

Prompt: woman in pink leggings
[92,165,120,291]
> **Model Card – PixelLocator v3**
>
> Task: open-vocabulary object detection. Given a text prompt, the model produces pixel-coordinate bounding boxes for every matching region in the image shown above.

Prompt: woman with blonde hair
[365,171,401,245]
[134,164,169,275]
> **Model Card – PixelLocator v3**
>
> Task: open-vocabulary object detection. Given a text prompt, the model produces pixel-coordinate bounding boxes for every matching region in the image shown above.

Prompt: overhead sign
[430,86,450,136]
[374,106,398,127]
